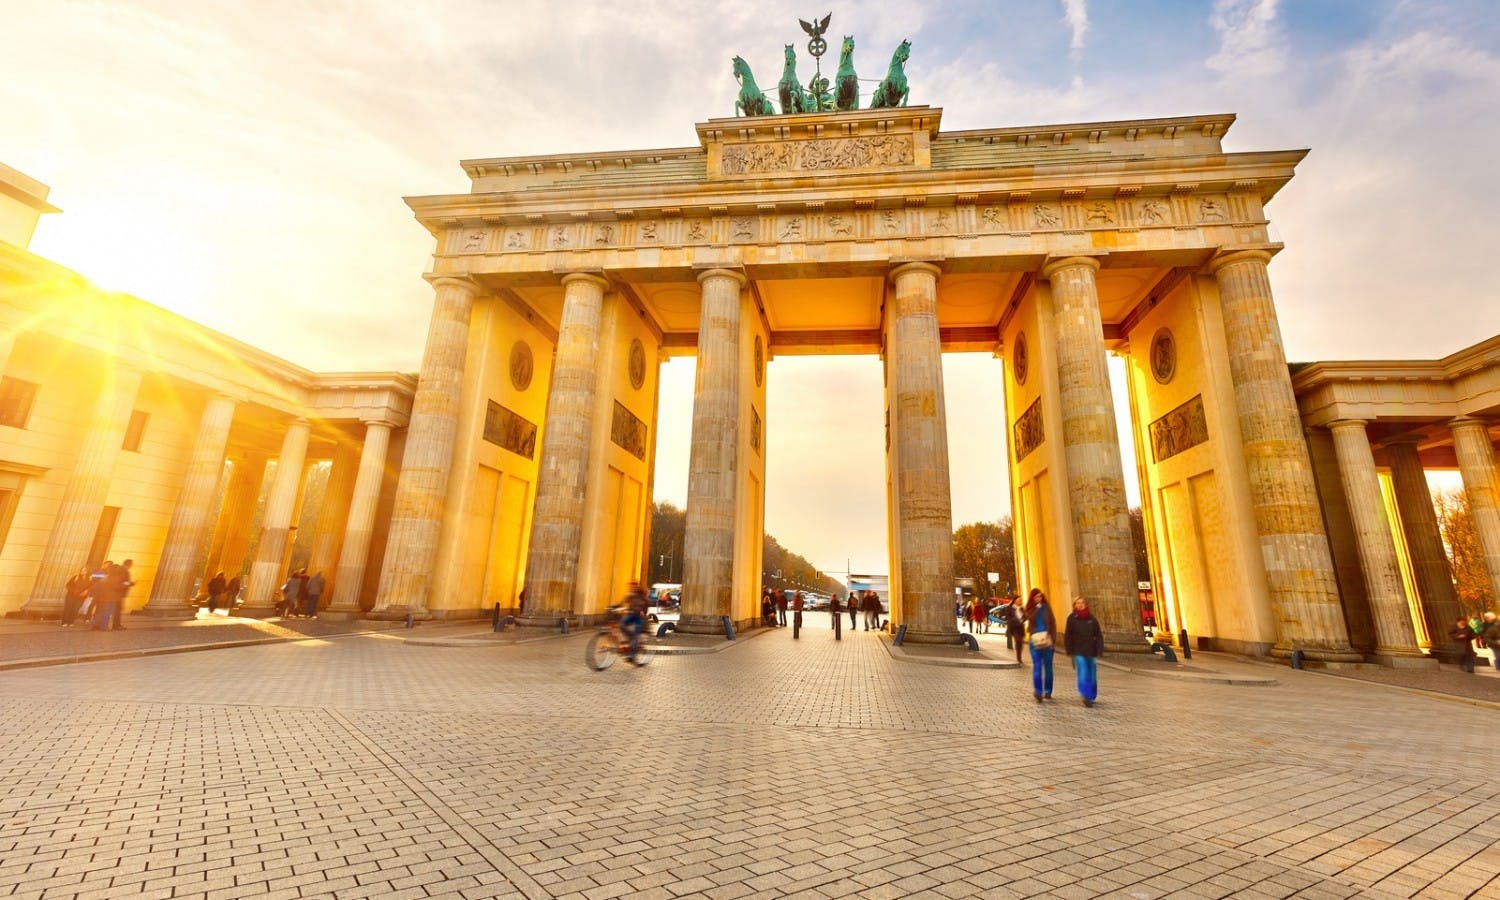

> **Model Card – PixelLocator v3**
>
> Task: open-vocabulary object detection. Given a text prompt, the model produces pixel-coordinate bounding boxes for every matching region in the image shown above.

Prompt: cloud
[1060,0,1089,53]
[1207,0,1287,77]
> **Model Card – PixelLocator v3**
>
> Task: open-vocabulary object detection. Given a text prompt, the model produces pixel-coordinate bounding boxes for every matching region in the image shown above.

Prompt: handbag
[1029,630,1053,650]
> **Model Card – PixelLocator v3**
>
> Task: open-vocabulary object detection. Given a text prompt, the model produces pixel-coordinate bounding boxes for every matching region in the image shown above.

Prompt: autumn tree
[951,518,1017,598]
[1434,488,1492,617]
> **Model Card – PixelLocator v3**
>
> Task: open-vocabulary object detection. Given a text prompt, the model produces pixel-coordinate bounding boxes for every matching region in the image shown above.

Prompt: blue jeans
[1074,655,1098,702]
[621,613,644,658]
[1030,645,1054,696]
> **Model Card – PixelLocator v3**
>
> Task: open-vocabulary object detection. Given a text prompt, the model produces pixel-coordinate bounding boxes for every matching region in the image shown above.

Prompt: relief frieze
[611,400,648,461]
[484,401,537,459]
[720,134,914,176]
[1013,398,1044,462]
[1149,395,1209,463]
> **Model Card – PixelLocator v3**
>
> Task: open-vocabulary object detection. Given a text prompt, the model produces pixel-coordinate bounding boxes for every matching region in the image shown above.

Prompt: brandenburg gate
[359,92,1416,664]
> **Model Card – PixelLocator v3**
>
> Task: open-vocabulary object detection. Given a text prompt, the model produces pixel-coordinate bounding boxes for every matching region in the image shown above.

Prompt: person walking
[62,568,91,626]
[775,589,788,627]
[848,590,859,630]
[760,589,775,627]
[1064,596,1104,707]
[1479,611,1500,669]
[830,593,842,640]
[206,571,227,613]
[1003,598,1025,664]
[92,559,134,630]
[223,574,241,612]
[1449,617,1478,673]
[1025,588,1057,702]
[792,590,805,639]
[304,571,325,618]
[969,597,986,634]
[278,572,303,618]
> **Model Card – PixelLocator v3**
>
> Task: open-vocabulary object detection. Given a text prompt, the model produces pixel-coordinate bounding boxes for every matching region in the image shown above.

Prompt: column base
[515,613,574,631]
[18,599,63,619]
[317,608,363,621]
[1271,644,1366,663]
[235,605,279,619]
[135,604,201,619]
[673,614,732,637]
[364,607,431,622]
[900,628,967,646]
[1368,650,1439,670]
[1103,630,1153,654]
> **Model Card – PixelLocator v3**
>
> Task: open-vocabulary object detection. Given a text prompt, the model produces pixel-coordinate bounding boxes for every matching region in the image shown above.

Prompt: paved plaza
[0,616,1497,899]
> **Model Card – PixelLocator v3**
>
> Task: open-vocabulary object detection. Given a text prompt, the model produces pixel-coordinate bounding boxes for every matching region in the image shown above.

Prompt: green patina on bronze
[870,40,911,108]
[730,15,912,116]
[732,56,775,117]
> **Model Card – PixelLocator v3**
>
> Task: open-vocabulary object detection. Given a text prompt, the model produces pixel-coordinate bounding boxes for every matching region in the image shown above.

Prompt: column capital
[424,274,480,295]
[560,271,610,292]
[1206,248,1274,275]
[1040,255,1102,279]
[695,267,747,287]
[1449,415,1493,432]
[1327,417,1369,433]
[359,416,396,430]
[888,261,942,281]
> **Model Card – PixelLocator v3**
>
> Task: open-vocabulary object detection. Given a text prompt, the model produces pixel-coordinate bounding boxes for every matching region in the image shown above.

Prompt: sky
[4,0,1499,578]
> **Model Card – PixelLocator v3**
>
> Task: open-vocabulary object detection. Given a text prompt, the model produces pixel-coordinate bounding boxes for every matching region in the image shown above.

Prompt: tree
[1434,488,1492,617]
[951,518,1016,599]
[1128,507,1152,583]
[648,501,685,584]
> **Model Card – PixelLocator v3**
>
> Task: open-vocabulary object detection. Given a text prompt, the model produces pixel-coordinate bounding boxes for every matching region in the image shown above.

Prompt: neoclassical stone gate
[374,105,1376,660]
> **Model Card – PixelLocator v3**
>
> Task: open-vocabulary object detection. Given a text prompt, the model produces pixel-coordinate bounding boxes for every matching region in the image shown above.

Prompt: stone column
[518,273,608,626]
[240,419,311,615]
[306,439,359,592]
[140,394,237,617]
[1386,438,1463,662]
[1327,420,1429,665]
[22,366,142,616]
[371,276,478,618]
[325,421,392,618]
[213,453,266,583]
[1209,250,1360,661]
[677,268,745,635]
[884,262,961,644]
[1042,257,1145,651]
[1450,417,1500,603]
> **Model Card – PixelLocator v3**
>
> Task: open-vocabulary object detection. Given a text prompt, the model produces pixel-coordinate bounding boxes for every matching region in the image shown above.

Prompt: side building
[0,165,415,620]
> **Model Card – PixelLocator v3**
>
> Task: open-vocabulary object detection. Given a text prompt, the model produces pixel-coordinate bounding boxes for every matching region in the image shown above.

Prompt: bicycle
[585,617,655,670]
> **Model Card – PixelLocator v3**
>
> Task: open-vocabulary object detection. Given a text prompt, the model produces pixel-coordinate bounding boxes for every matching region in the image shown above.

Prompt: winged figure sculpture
[799,13,831,38]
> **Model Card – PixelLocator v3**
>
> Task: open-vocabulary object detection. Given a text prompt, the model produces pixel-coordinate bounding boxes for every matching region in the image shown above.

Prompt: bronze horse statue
[733,56,775,117]
[870,40,910,108]
[834,35,859,111]
[778,45,813,114]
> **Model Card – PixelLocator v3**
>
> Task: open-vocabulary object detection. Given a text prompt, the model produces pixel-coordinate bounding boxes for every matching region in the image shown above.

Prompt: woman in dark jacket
[1064,596,1105,707]
[1024,588,1057,702]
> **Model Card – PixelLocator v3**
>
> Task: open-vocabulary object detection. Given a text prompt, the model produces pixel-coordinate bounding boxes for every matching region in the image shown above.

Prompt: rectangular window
[122,410,149,452]
[0,377,39,429]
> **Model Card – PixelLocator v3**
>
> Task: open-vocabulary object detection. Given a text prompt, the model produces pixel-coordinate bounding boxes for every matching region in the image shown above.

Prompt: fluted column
[884,262,960,644]
[241,419,311,615]
[1327,420,1429,664]
[1210,250,1359,661]
[307,439,358,583]
[325,421,392,618]
[212,453,266,583]
[677,268,745,635]
[141,394,237,616]
[1451,417,1500,603]
[371,276,479,618]
[1043,256,1145,651]
[517,273,608,625]
[1386,438,1463,662]
[23,366,141,616]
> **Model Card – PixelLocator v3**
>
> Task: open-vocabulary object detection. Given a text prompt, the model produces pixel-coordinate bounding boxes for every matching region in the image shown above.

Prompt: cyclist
[619,581,649,665]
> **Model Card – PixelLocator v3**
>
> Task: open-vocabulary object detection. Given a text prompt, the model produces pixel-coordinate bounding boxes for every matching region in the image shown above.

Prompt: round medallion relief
[754,336,764,388]
[628,338,646,391]
[1012,332,1029,386]
[1150,327,1177,385]
[509,340,533,391]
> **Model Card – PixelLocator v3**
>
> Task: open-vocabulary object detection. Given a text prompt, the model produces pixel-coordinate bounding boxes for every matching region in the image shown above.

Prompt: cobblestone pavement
[1,618,1497,899]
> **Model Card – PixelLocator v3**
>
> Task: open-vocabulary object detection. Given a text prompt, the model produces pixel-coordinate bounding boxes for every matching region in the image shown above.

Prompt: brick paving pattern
[0,614,1497,899]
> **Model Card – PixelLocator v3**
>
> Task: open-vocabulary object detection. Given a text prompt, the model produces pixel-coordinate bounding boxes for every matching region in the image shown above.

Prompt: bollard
[404,613,414,629]
[492,603,501,631]
[1150,642,1177,663]
[893,624,907,646]
[959,633,979,652]
[1290,649,1305,670]
[793,611,802,640]
[1179,628,1192,660]
[656,621,676,637]
[560,617,569,634]
[722,616,735,641]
